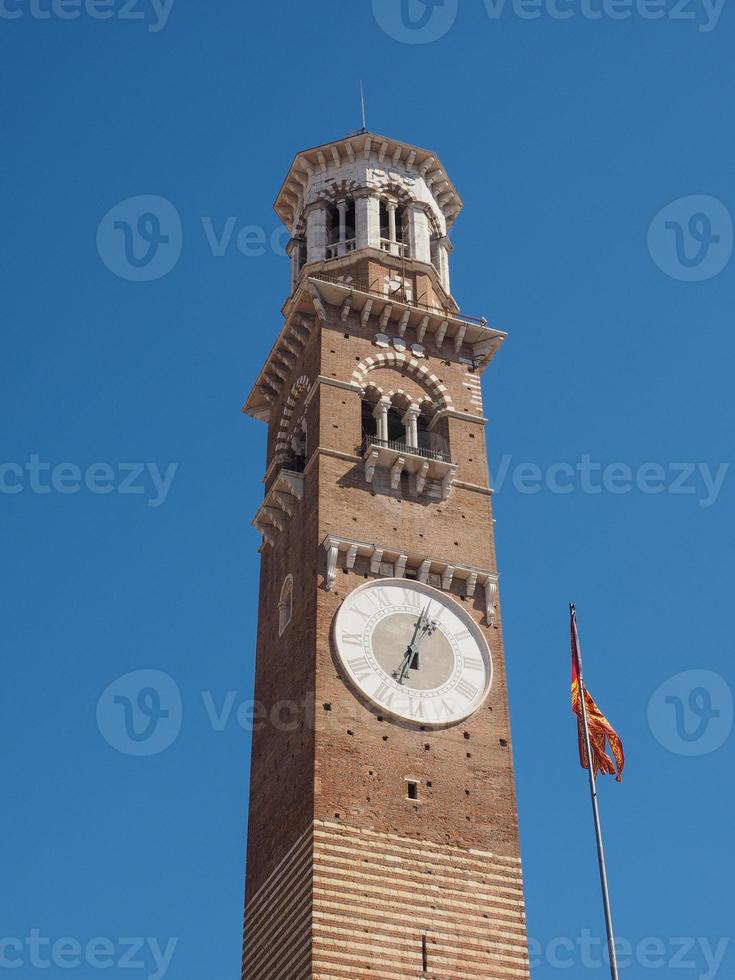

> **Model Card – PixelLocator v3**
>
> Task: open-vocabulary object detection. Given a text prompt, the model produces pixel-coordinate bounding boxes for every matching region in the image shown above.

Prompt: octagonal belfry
[276,131,462,301]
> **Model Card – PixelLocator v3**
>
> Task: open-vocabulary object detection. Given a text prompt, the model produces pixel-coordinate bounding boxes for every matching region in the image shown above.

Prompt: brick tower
[242,131,530,979]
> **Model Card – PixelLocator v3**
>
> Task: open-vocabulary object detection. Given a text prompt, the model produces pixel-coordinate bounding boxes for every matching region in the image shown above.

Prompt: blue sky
[2,1,734,978]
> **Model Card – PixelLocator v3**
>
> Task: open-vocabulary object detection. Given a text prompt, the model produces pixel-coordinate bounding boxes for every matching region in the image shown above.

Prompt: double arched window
[361,392,446,458]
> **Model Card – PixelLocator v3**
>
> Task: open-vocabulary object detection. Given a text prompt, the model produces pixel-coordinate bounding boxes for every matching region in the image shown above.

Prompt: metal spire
[359,80,367,133]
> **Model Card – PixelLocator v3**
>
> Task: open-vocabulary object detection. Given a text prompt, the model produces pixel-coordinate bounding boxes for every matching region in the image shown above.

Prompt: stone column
[337,199,347,255]
[387,202,398,245]
[402,405,420,448]
[373,398,390,442]
[306,205,327,263]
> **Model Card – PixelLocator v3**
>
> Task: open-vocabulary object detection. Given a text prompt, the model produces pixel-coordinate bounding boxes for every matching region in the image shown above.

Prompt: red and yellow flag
[571,610,625,782]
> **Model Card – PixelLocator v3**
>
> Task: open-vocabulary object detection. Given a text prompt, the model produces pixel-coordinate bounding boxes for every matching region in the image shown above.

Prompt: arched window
[417,411,431,447]
[361,399,378,440]
[297,238,307,272]
[326,202,340,246]
[290,416,307,469]
[428,211,444,280]
[380,201,408,256]
[278,575,294,636]
[387,407,404,443]
[430,235,441,272]
[420,413,450,462]
[326,199,356,259]
[291,237,308,288]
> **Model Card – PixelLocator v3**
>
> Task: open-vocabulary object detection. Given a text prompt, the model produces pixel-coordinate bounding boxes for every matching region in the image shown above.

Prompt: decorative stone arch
[362,381,385,404]
[352,352,453,412]
[371,179,414,208]
[383,387,415,407]
[294,180,362,237]
[278,574,294,636]
[382,387,434,412]
[426,207,442,238]
[317,178,361,205]
[276,375,312,460]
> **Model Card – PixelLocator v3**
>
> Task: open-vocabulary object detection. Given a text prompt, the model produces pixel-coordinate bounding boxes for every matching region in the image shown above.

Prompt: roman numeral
[407,697,425,719]
[365,588,393,611]
[374,681,395,706]
[400,588,422,609]
[439,699,455,721]
[351,604,373,623]
[454,628,472,641]
[341,631,363,647]
[347,657,373,682]
[463,655,484,671]
[456,678,479,701]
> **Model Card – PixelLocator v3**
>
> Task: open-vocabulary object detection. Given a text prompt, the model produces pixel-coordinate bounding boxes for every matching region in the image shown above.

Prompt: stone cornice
[307,276,505,366]
[284,247,460,319]
[243,277,505,422]
[452,480,494,497]
[430,408,488,426]
[252,471,305,548]
[242,310,317,422]
[321,532,499,625]
[274,131,463,232]
[303,376,363,408]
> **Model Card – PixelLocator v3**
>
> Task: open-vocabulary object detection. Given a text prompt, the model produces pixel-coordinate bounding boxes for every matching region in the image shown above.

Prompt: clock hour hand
[393,605,436,685]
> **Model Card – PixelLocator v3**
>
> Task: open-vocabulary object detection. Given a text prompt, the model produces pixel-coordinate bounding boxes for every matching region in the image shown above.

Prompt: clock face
[333,579,493,726]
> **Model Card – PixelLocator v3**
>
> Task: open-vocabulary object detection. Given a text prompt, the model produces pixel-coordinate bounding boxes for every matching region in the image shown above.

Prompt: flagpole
[570,603,620,980]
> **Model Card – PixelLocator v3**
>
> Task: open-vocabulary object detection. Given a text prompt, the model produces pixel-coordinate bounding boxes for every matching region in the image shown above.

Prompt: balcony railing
[326,238,357,260]
[380,238,410,258]
[361,436,452,465]
[310,271,488,328]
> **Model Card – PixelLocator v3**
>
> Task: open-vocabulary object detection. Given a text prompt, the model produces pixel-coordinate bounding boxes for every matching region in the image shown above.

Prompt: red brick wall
[243,256,528,978]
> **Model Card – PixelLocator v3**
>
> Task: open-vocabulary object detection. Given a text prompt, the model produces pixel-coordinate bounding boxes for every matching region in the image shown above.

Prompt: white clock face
[333,579,493,727]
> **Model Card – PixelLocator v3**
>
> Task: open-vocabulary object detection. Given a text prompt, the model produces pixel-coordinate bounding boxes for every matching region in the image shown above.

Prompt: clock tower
[242,132,530,979]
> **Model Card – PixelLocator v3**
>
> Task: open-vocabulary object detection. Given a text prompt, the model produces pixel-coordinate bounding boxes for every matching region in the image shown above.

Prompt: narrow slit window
[278,575,294,636]
[406,780,419,801]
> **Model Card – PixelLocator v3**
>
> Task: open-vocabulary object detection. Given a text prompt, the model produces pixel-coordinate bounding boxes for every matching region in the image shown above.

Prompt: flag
[571,608,625,782]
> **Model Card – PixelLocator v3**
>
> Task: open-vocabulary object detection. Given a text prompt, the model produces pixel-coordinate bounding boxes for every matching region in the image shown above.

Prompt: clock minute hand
[409,607,429,656]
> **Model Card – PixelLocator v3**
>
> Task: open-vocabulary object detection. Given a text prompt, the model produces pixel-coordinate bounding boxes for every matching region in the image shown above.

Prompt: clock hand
[394,605,436,684]
[410,604,438,668]
[393,610,425,685]
[408,606,428,650]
